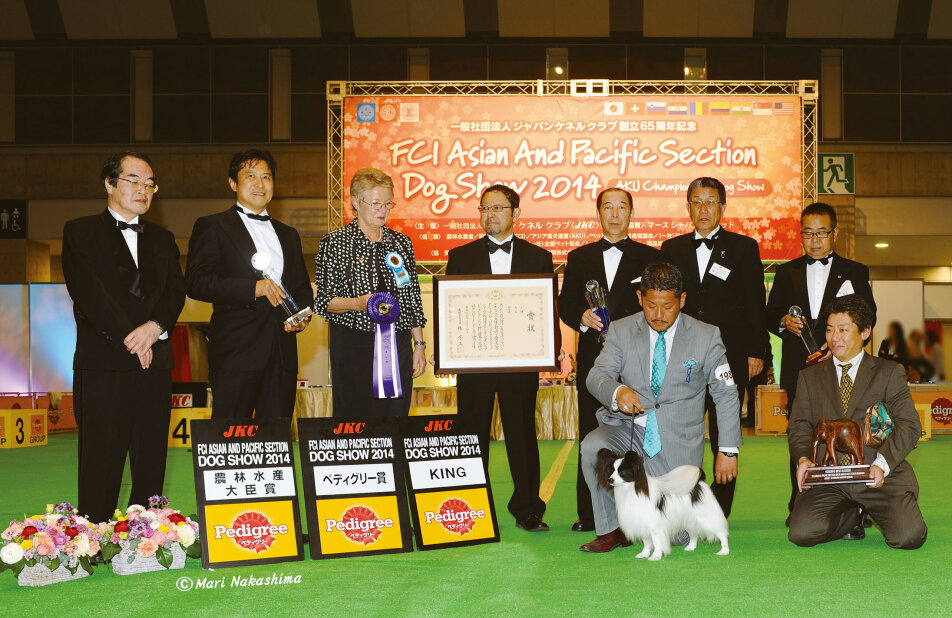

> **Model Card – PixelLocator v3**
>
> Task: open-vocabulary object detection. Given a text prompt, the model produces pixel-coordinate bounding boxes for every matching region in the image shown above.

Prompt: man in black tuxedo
[557,187,660,532]
[766,201,876,527]
[445,184,554,532]
[660,176,767,518]
[63,151,185,522]
[185,149,313,420]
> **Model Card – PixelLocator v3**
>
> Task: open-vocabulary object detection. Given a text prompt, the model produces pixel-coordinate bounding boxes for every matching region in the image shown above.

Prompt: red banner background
[343,95,803,262]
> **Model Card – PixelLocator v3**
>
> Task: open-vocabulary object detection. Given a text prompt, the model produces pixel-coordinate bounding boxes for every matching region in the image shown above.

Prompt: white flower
[126,504,145,514]
[73,534,90,557]
[74,516,89,527]
[1,542,24,565]
[176,524,195,548]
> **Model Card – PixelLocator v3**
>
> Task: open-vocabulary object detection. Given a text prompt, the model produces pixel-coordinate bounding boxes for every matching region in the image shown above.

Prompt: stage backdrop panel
[343,94,803,262]
[0,285,29,392]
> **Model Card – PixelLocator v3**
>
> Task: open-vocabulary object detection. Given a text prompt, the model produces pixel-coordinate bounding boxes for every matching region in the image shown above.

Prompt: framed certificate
[433,274,561,373]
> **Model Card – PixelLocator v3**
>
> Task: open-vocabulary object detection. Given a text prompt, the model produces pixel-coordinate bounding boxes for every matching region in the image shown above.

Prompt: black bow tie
[487,238,512,254]
[235,205,270,221]
[693,235,716,250]
[599,238,627,252]
[117,220,144,233]
[806,255,830,266]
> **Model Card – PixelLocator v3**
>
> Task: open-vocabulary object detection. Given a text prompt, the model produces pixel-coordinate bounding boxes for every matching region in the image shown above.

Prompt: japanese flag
[603,101,624,116]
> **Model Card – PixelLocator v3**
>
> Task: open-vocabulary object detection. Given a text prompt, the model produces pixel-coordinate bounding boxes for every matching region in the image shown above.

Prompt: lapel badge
[720,250,726,259]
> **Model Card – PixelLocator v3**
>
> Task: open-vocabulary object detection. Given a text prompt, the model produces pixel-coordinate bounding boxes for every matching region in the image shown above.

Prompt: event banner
[343,95,803,262]
[297,417,413,559]
[190,419,305,569]
[399,415,499,550]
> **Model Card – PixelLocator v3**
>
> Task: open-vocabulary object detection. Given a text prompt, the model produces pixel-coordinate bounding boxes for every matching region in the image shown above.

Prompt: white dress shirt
[834,350,890,476]
[236,202,284,282]
[579,239,622,333]
[806,253,833,320]
[488,234,514,275]
[694,225,721,280]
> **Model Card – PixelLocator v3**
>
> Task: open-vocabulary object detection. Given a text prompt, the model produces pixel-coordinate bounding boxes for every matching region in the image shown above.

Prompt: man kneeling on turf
[787,295,927,549]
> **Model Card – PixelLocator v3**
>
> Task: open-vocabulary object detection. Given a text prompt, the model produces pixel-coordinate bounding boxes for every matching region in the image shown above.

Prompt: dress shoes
[515,515,549,532]
[579,528,632,553]
[571,519,595,532]
[841,525,866,541]
[841,507,866,540]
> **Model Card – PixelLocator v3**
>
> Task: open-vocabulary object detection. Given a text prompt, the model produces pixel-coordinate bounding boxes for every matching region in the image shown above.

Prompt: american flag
[774,102,795,115]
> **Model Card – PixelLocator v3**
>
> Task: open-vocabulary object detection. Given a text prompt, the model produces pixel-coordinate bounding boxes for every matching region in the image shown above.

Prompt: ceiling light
[874,242,889,248]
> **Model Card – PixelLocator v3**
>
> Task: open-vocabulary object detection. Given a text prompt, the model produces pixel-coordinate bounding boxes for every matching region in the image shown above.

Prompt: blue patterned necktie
[644,329,666,458]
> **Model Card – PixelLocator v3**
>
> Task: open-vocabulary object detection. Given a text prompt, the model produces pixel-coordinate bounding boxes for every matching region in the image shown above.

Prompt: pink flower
[88,539,100,555]
[165,529,179,543]
[152,531,167,546]
[36,544,52,556]
[136,538,158,558]
[110,533,121,544]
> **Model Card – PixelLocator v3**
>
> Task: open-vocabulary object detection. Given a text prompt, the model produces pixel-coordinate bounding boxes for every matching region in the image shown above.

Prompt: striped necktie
[838,363,853,465]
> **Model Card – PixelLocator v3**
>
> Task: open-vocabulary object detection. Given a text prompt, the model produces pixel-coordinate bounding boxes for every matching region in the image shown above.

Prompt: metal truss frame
[327,79,818,275]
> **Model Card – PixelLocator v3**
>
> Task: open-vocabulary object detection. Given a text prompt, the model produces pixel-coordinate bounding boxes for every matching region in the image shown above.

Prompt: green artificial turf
[1,433,950,616]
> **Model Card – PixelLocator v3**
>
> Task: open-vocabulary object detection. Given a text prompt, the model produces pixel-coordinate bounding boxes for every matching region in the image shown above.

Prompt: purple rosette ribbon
[367,292,403,399]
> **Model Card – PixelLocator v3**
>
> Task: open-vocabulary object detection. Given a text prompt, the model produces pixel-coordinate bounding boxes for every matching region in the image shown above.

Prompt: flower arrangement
[100,496,201,570]
[0,502,98,578]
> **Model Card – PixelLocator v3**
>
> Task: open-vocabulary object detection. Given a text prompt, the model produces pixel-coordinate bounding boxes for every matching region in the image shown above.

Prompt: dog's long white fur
[610,459,729,561]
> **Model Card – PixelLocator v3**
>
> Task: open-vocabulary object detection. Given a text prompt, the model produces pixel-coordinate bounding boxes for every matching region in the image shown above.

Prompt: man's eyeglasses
[689,199,721,208]
[360,198,395,211]
[478,205,514,213]
[800,229,833,239]
[118,177,158,194]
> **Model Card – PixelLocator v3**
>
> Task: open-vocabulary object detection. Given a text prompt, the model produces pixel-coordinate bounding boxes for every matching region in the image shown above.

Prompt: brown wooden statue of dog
[811,418,865,466]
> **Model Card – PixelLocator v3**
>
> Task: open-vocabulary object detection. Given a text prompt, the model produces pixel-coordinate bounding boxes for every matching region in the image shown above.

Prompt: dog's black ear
[620,451,649,495]
[596,448,620,489]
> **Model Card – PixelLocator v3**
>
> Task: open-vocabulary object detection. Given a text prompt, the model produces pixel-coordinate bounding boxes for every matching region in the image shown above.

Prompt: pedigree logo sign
[415,489,494,546]
[204,501,300,564]
[316,496,404,554]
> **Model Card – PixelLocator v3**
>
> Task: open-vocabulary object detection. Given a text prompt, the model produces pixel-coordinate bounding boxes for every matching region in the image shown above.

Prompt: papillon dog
[596,448,729,560]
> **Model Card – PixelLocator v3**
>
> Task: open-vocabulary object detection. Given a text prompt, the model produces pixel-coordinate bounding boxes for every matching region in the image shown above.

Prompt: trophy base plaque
[805,349,825,366]
[804,464,873,487]
[284,306,313,327]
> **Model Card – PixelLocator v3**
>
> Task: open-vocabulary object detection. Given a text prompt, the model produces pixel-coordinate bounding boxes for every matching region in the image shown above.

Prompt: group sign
[343,94,803,262]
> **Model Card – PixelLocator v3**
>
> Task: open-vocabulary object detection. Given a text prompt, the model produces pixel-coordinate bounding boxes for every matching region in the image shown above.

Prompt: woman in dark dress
[314,168,427,416]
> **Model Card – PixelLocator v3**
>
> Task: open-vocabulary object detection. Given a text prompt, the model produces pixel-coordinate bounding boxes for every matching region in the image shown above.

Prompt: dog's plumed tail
[654,465,703,496]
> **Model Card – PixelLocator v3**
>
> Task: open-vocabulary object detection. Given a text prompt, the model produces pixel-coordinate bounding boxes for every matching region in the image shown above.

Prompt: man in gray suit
[579,262,743,553]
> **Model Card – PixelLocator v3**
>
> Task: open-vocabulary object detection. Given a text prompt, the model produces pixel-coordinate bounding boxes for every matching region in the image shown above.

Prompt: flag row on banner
[603,100,795,116]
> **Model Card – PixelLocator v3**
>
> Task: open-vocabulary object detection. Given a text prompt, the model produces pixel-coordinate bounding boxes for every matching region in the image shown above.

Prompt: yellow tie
[839,363,853,415]
[838,363,853,465]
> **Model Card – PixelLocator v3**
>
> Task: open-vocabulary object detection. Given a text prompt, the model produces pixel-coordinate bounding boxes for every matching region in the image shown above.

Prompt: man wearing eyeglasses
[766,201,876,532]
[445,184,554,533]
[557,187,661,533]
[63,151,185,521]
[185,149,313,421]
[660,176,767,519]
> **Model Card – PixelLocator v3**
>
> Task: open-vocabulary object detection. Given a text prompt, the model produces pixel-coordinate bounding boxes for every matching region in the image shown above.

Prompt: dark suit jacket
[766,253,876,397]
[184,206,313,373]
[661,229,767,385]
[788,354,920,491]
[558,239,661,379]
[63,210,185,371]
[446,235,554,383]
